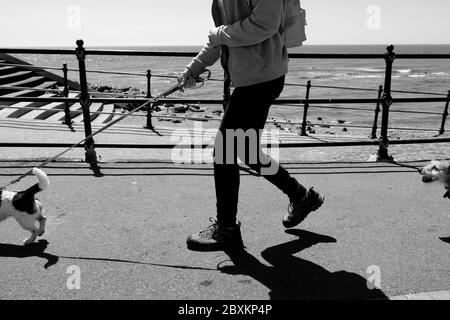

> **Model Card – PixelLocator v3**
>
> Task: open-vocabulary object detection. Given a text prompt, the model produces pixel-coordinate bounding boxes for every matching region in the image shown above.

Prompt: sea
[16,44,450,133]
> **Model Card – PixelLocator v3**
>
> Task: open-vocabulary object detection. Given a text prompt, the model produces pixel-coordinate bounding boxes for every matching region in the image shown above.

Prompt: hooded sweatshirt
[187,0,288,88]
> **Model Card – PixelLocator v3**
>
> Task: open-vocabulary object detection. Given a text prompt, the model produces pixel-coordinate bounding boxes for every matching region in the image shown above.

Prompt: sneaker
[283,188,325,228]
[187,218,244,252]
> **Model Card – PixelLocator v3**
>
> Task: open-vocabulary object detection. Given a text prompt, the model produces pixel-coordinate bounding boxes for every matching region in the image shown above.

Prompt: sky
[0,0,449,47]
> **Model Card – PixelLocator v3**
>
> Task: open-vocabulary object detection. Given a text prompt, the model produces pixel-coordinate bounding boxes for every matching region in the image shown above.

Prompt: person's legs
[187,76,322,251]
[213,76,306,227]
[187,77,286,251]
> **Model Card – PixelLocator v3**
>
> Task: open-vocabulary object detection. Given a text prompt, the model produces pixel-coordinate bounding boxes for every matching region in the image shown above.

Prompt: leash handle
[194,69,211,88]
[180,69,212,90]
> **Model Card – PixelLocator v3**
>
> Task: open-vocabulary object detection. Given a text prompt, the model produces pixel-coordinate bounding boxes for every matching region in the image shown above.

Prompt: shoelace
[198,217,220,239]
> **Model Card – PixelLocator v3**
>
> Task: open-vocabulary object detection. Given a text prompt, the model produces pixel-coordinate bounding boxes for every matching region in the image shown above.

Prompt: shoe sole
[282,197,325,229]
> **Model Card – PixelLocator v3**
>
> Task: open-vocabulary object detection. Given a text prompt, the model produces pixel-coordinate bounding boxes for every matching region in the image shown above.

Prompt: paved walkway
[0,160,449,299]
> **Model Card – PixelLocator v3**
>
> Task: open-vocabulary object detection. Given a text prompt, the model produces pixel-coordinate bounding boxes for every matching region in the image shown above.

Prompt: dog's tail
[33,168,49,191]
[23,168,49,196]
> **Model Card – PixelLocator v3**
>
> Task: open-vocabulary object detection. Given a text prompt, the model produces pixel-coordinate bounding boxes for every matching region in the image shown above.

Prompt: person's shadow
[439,237,450,244]
[220,229,387,300]
[0,240,59,269]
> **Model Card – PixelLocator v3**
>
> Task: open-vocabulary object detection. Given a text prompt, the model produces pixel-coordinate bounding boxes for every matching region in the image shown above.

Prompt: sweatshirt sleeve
[210,0,283,48]
[186,41,221,76]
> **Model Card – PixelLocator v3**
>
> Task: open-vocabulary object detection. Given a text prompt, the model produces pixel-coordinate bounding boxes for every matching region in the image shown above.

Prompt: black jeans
[214,76,307,226]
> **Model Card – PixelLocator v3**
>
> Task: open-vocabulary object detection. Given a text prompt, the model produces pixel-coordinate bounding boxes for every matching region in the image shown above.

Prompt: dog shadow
[221,229,387,300]
[0,240,59,269]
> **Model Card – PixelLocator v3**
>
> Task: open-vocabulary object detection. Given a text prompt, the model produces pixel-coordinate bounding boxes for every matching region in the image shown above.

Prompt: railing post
[438,90,450,135]
[75,40,102,176]
[378,45,395,161]
[62,63,73,129]
[145,105,154,130]
[223,72,231,111]
[144,69,154,130]
[146,69,152,98]
[371,85,384,139]
[300,80,312,136]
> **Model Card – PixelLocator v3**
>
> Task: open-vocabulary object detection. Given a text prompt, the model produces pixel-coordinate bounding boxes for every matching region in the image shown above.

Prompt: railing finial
[75,40,86,60]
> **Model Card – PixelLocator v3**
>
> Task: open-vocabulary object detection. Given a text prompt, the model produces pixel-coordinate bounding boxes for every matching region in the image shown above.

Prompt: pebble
[172,105,188,113]
[188,105,206,113]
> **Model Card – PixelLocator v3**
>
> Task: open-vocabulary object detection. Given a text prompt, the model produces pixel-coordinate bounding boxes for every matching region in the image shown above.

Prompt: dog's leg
[37,215,47,237]
[24,229,38,245]
[16,216,39,245]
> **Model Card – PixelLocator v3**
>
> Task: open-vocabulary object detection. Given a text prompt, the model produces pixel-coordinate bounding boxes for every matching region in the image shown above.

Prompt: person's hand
[178,68,196,92]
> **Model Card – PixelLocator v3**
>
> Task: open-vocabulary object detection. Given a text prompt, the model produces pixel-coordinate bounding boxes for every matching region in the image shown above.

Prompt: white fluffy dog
[421,160,450,199]
[0,168,49,245]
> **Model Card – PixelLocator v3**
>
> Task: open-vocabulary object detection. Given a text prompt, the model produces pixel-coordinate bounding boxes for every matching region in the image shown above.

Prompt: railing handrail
[2,96,449,104]
[2,61,448,96]
[1,48,450,59]
[2,137,450,150]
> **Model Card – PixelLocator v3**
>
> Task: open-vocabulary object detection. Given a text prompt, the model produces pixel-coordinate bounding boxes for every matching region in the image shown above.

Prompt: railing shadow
[0,169,418,179]
[0,161,421,180]
[220,229,387,300]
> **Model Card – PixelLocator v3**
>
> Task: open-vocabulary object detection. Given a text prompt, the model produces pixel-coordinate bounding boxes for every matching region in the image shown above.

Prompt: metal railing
[1,41,450,169]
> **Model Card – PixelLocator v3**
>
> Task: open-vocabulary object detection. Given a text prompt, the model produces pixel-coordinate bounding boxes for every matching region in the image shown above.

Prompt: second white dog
[421,160,450,199]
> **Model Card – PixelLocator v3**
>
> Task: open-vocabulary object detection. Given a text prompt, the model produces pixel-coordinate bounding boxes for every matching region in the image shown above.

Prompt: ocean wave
[313,67,414,79]
[431,72,449,76]
[330,67,385,73]
[306,71,336,79]
[335,74,385,80]
[403,72,450,79]
[354,67,385,73]
[408,74,427,78]
[396,69,412,74]
[348,68,411,74]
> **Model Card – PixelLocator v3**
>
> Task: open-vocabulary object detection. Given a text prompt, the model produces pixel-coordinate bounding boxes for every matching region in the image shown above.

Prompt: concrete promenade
[0,160,449,299]
[0,119,449,300]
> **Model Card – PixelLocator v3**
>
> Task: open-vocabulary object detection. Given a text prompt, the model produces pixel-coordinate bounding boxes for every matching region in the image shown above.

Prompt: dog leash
[0,70,211,191]
[387,160,422,173]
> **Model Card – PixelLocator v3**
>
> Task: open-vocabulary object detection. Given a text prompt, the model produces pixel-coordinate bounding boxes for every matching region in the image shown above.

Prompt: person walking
[179,0,324,251]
